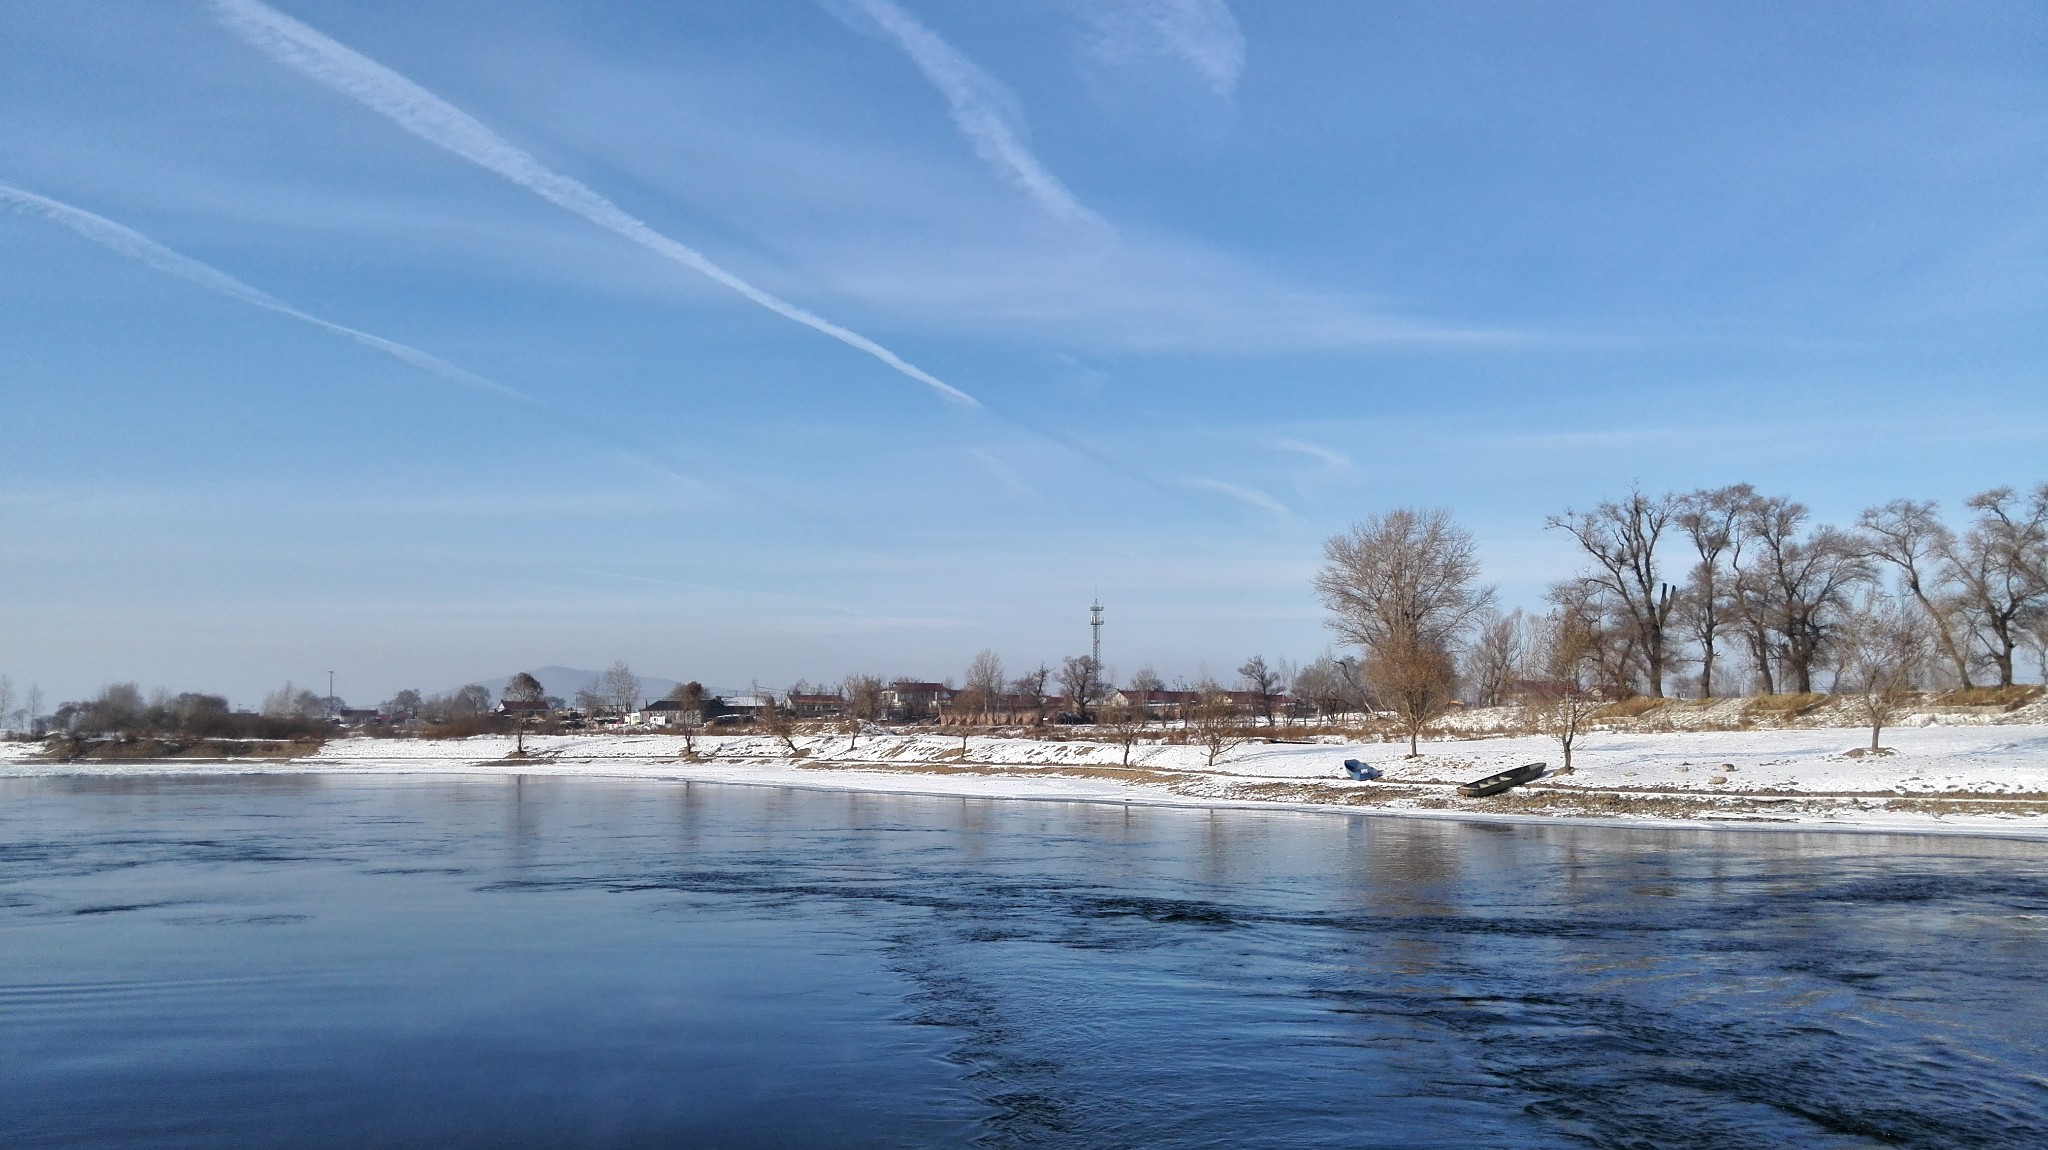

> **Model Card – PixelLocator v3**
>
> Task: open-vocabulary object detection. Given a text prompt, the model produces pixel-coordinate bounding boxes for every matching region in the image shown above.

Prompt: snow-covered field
[5,723,2045,839]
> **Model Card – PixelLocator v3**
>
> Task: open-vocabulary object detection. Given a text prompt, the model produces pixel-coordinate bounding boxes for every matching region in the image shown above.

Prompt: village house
[881,681,954,721]
[786,693,845,719]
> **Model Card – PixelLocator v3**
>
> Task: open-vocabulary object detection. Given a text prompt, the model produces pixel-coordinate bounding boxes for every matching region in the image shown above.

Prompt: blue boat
[1342,759,1381,781]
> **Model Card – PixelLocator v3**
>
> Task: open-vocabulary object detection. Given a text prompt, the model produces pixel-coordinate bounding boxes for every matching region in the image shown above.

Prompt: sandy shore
[6,724,2046,839]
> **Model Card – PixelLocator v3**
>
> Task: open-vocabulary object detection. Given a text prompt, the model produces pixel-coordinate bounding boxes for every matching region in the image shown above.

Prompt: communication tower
[1090,597,1103,668]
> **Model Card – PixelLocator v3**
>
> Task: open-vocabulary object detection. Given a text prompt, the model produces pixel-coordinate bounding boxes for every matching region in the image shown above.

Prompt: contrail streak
[1,182,529,405]
[209,0,979,409]
[0,182,696,483]
[839,0,1099,226]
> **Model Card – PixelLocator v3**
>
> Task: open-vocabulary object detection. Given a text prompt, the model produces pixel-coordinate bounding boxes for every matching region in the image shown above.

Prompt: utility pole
[327,670,336,718]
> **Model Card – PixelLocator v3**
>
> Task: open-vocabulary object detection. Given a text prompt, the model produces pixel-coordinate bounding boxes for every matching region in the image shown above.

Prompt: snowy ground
[5,723,2046,839]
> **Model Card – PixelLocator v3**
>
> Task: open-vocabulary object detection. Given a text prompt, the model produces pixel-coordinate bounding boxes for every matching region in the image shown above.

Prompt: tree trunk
[1871,721,1881,751]
[1408,726,1419,757]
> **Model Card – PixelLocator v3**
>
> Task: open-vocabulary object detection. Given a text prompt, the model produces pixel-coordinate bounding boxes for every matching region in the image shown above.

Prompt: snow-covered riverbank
[6,724,2046,839]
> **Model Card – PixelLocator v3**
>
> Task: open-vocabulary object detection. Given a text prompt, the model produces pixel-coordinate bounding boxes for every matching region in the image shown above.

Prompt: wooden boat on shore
[1457,762,1546,798]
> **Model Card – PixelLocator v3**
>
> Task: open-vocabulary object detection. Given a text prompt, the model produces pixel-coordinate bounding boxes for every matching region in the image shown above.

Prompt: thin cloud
[1263,437,1352,470]
[965,447,1038,497]
[208,0,978,409]
[1183,476,1295,521]
[0,181,697,485]
[834,0,1101,227]
[1077,0,1246,97]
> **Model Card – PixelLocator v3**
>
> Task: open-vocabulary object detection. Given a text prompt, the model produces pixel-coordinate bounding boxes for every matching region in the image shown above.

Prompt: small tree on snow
[1522,607,1605,773]
[1838,592,1929,752]
[1098,693,1145,767]
[1363,636,1458,758]
[1187,684,1249,767]
[758,692,802,756]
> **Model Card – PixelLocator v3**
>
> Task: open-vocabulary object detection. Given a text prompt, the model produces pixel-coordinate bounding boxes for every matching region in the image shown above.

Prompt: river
[2,774,2043,1148]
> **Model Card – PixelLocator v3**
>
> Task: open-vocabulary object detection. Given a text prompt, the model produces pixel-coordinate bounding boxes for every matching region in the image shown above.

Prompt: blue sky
[3,0,2043,706]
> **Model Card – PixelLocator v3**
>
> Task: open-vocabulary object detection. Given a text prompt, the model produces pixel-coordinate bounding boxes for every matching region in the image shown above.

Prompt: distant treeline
[6,482,2041,744]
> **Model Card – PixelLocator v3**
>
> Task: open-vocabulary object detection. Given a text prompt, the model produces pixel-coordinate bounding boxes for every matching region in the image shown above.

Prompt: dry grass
[1935,685,2045,709]
[1593,696,1669,720]
[1745,692,1830,715]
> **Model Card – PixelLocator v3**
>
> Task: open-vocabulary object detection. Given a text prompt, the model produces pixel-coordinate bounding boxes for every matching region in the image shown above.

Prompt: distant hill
[443,666,687,708]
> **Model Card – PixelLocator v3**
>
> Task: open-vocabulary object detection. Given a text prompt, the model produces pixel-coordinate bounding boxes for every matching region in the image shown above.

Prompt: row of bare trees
[1312,485,2045,759]
[1541,482,2048,698]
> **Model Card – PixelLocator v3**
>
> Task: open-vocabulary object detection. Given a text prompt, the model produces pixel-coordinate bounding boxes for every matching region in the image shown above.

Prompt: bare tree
[2022,612,2048,685]
[1364,635,1459,757]
[964,649,1005,719]
[840,674,885,747]
[1187,682,1249,767]
[1858,498,1977,689]
[0,675,13,734]
[843,674,885,724]
[1097,693,1145,767]
[1743,498,1873,694]
[1952,485,2048,687]
[1674,484,1759,698]
[759,690,801,755]
[1522,606,1606,772]
[1317,507,1493,753]
[1059,655,1102,721]
[1545,579,1638,698]
[1127,665,1165,726]
[1292,655,1365,721]
[1010,664,1052,725]
[502,672,546,753]
[1837,592,1929,751]
[598,662,642,715]
[262,681,328,720]
[1236,655,1281,727]
[502,673,545,706]
[23,685,43,737]
[1317,508,1495,654]
[573,686,607,716]
[666,681,706,757]
[1547,487,1681,697]
[1463,609,1526,707]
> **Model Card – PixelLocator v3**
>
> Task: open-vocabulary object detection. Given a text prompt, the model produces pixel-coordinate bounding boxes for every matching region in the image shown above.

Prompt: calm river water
[2,774,2044,1148]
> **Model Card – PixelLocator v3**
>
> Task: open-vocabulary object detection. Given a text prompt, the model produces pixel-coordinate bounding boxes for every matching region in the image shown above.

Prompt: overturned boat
[1457,762,1546,798]
[1342,759,1381,781]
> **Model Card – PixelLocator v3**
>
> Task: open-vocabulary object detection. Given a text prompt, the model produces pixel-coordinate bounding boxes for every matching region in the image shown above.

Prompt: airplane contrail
[208,0,979,410]
[0,182,696,483]
[838,0,1100,227]
[1,182,531,405]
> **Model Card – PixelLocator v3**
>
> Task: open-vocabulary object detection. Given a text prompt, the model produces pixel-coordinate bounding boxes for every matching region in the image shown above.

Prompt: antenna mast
[1090,597,1103,668]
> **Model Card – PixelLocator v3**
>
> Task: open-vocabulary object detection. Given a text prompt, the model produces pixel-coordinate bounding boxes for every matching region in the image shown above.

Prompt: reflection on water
[2,775,2045,1149]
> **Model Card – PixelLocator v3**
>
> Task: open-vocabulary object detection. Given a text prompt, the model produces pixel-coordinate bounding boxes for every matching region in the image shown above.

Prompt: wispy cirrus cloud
[1182,476,1294,522]
[207,0,978,409]
[827,0,1102,229]
[1263,437,1352,470]
[1075,0,1246,98]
